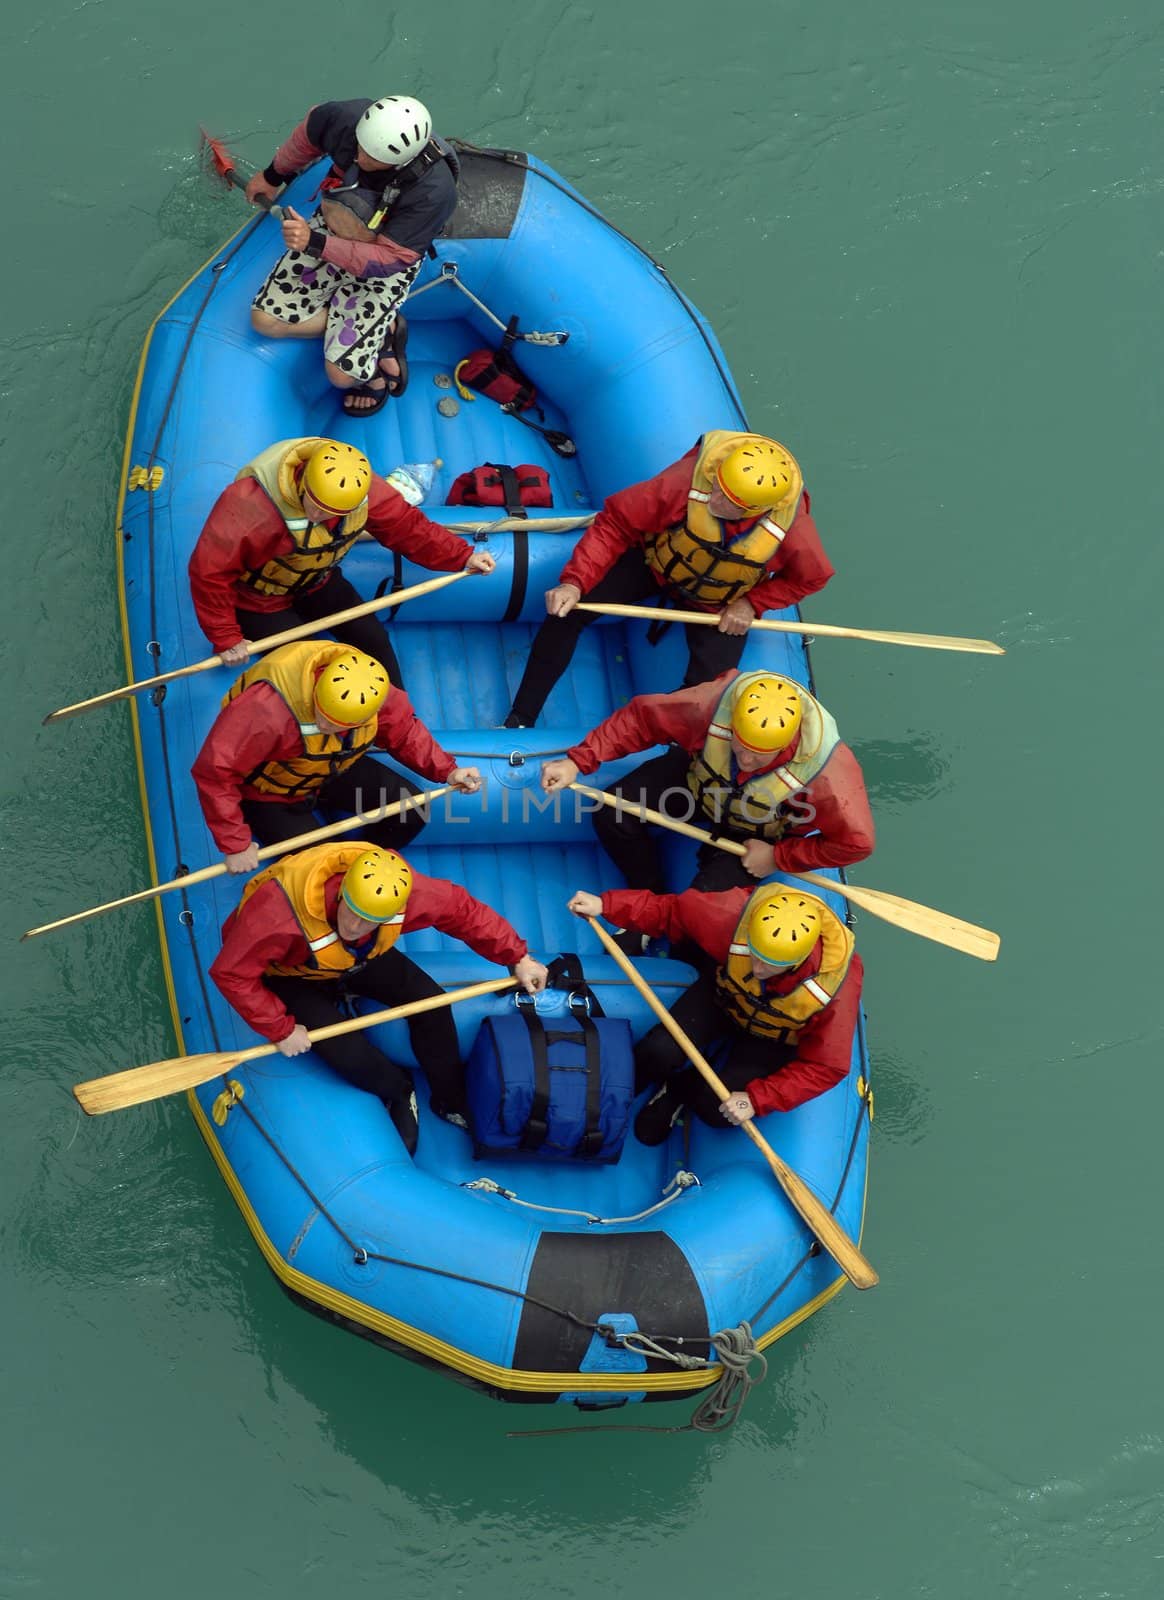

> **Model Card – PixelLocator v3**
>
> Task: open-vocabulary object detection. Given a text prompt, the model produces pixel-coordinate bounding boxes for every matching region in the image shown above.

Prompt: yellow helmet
[341,848,413,924]
[731,675,802,753]
[716,438,797,511]
[302,440,371,515]
[313,650,389,728]
[747,891,823,968]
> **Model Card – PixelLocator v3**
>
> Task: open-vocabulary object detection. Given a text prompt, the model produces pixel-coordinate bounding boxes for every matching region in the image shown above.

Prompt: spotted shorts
[252,214,421,384]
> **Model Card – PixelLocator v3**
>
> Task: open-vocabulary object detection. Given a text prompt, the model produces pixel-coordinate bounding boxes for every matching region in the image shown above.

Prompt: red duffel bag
[446,463,553,517]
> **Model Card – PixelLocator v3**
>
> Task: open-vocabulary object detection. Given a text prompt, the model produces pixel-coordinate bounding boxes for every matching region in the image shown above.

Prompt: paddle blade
[73,1050,244,1116]
[43,686,135,724]
[848,629,1005,656]
[755,1134,879,1289]
[199,127,238,182]
[837,881,1000,962]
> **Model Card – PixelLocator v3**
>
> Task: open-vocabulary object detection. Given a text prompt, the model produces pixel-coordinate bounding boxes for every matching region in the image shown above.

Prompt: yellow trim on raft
[116,215,254,1057]
[188,1089,861,1395]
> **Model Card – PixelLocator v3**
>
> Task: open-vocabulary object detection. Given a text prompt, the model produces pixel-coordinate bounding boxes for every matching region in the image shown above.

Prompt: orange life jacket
[224,641,378,800]
[643,430,803,606]
[240,843,403,980]
[685,670,839,839]
[236,438,369,599]
[714,886,853,1042]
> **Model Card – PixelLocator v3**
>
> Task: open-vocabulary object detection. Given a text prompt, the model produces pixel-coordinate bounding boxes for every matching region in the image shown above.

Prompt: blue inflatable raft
[110,145,872,1407]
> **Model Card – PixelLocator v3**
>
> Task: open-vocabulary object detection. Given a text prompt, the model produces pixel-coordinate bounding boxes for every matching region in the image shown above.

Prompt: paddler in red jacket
[568,884,861,1143]
[192,643,482,874]
[211,844,548,1154]
[187,437,495,686]
[503,432,833,727]
[542,670,873,904]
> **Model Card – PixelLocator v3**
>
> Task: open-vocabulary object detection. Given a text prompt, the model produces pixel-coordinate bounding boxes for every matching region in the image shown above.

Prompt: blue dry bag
[467,982,635,1164]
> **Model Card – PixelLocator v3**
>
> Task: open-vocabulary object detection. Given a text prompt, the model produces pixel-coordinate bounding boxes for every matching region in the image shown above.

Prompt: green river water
[2,2,1160,1596]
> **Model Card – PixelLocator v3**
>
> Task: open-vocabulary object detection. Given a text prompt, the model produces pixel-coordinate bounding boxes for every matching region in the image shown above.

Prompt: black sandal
[341,378,391,416]
[384,313,409,397]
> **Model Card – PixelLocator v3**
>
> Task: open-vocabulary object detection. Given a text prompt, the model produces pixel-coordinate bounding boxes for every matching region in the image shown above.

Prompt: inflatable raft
[111,145,872,1407]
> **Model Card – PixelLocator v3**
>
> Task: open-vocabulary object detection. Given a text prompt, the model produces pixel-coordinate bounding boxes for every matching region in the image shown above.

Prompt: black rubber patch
[513,1230,710,1376]
[444,149,528,239]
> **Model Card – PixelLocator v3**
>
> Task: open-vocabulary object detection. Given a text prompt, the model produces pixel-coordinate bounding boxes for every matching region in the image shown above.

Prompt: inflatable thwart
[111,144,872,1412]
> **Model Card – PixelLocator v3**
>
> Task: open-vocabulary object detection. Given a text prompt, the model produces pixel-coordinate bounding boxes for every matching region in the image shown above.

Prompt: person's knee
[325,1042,412,1102]
[593,801,636,848]
[251,306,291,337]
[692,851,749,893]
[634,1025,683,1090]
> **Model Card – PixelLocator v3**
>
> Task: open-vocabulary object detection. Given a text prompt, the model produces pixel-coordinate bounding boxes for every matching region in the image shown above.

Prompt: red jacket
[560,444,833,615]
[188,473,472,651]
[570,673,875,874]
[192,680,458,854]
[212,871,528,1042]
[601,886,863,1116]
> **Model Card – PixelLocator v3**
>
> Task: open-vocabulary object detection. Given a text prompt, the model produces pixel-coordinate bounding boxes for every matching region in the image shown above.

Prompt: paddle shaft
[21,787,454,940]
[359,514,595,538]
[235,975,517,1065]
[570,782,746,854]
[223,163,284,219]
[73,975,518,1115]
[44,569,468,723]
[569,783,1000,961]
[584,917,877,1289]
[575,601,1004,656]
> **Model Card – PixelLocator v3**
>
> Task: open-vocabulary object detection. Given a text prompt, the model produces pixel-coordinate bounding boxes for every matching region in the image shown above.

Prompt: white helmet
[356,97,433,166]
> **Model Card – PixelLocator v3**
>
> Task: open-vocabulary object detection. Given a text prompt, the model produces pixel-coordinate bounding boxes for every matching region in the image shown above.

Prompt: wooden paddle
[21,787,453,942]
[201,129,285,219]
[73,974,518,1116]
[584,916,877,1289]
[575,601,1005,657]
[570,782,1000,962]
[43,569,469,724]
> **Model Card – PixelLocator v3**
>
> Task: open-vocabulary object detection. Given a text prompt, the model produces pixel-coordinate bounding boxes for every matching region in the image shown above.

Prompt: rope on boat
[506,1322,768,1438]
[687,1325,769,1432]
[461,1168,700,1225]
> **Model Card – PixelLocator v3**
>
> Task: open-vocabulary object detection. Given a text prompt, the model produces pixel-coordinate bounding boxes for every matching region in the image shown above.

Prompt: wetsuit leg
[690,841,754,893]
[632,970,729,1093]
[346,949,468,1112]
[291,570,405,688]
[264,975,413,1103]
[591,746,693,894]
[680,616,749,687]
[506,550,657,725]
[234,603,307,643]
[240,797,319,850]
[318,755,427,852]
[683,1031,795,1126]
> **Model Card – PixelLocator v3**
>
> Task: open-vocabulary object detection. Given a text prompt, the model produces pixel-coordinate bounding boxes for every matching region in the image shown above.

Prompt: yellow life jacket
[686,671,839,839]
[240,842,404,980]
[236,438,370,599]
[714,886,854,1042]
[643,430,804,606]
[223,641,379,800]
